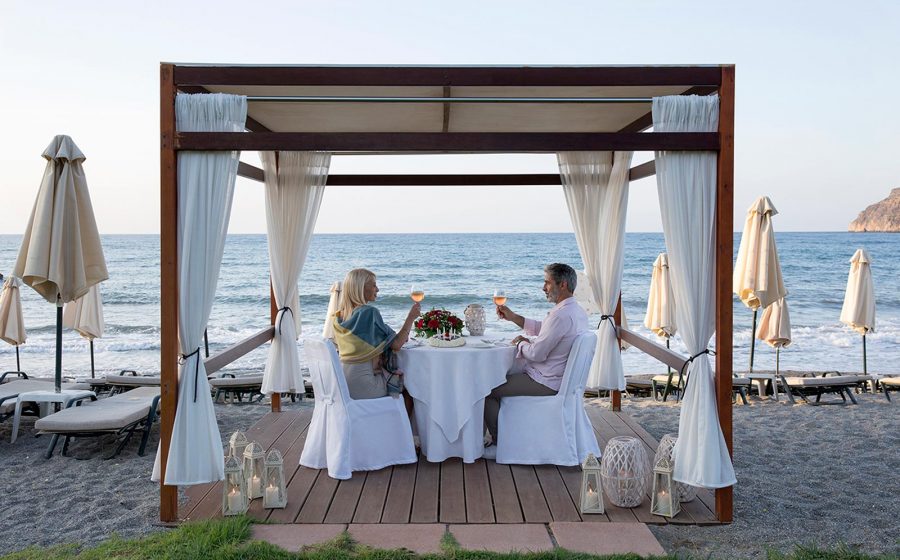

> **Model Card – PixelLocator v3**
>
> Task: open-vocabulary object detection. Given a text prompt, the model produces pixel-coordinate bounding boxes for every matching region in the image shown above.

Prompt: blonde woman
[331,268,420,400]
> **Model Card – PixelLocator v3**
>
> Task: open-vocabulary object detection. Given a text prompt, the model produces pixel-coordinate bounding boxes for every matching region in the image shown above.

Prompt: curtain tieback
[679,349,716,392]
[276,307,294,336]
[179,347,202,403]
[597,314,616,329]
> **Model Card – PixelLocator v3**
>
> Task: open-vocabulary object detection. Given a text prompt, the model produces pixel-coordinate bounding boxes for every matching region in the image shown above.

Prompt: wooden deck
[181,407,721,525]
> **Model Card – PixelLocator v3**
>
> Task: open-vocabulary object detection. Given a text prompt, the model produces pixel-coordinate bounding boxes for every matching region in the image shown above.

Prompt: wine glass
[492,289,507,307]
[410,284,425,303]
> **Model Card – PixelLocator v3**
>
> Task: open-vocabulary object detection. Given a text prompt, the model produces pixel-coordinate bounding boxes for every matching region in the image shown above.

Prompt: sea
[1,232,898,378]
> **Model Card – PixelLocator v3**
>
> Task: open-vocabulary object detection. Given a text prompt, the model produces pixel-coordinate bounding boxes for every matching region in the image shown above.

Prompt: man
[482,262,589,459]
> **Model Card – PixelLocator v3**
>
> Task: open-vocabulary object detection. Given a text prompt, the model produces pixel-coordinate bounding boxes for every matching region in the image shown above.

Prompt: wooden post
[159,63,179,522]
[270,279,281,412]
[714,64,735,523]
[611,293,623,411]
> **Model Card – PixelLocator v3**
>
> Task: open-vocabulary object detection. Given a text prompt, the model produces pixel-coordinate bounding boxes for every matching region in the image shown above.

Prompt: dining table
[397,335,516,463]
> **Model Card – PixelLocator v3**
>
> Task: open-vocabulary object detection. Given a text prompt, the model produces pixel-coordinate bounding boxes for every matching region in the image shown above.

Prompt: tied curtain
[261,151,330,395]
[653,95,736,489]
[152,93,247,485]
[559,151,633,391]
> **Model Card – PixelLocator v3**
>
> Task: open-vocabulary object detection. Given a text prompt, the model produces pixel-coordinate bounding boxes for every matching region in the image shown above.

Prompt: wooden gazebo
[159,64,735,524]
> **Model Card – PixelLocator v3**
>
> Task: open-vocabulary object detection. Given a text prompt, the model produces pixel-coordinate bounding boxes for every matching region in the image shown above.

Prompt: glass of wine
[410,284,425,303]
[492,289,507,307]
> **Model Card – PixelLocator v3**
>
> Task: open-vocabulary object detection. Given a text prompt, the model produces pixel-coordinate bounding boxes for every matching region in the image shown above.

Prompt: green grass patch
[1,517,895,560]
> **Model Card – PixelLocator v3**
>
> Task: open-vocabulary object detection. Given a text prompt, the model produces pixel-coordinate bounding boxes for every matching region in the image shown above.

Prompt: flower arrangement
[414,308,464,339]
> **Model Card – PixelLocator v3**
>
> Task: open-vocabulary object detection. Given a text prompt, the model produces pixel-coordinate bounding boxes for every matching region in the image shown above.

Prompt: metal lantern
[579,453,604,514]
[222,455,248,516]
[229,431,249,459]
[650,456,681,518]
[600,436,650,508]
[263,449,287,509]
[242,441,265,500]
[655,433,698,503]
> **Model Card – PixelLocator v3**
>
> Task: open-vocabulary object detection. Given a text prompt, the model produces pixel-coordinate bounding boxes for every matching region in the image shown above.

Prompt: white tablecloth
[397,337,515,462]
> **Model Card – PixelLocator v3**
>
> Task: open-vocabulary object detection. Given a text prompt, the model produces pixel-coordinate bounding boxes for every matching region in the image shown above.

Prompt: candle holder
[263,449,287,509]
[242,441,265,500]
[229,431,249,459]
[650,455,681,518]
[655,434,698,503]
[222,455,248,516]
[579,453,604,514]
[600,436,650,508]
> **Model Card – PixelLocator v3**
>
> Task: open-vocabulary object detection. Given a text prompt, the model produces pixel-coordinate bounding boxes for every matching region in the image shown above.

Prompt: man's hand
[511,335,531,346]
[496,305,526,329]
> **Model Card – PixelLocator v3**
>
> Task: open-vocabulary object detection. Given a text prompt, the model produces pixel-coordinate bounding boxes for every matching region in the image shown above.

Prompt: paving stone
[251,524,347,551]
[450,524,553,553]
[550,522,665,557]
[348,523,446,554]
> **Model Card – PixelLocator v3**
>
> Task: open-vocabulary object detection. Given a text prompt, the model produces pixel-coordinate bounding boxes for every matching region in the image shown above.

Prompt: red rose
[416,319,423,328]
[427,319,440,329]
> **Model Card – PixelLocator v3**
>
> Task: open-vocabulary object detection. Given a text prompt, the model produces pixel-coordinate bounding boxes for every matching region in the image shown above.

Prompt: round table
[397,337,516,462]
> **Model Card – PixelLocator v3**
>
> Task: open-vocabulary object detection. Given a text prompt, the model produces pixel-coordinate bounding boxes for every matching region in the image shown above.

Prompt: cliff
[849,188,900,232]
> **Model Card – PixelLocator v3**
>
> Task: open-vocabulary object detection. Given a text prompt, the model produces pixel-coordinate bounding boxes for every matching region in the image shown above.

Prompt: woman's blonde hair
[336,268,376,321]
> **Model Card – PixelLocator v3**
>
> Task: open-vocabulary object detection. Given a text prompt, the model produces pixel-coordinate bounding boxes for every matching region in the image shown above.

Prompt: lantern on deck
[222,455,248,516]
[229,431,249,459]
[650,455,681,518]
[600,436,649,508]
[655,433,698,503]
[243,441,265,499]
[263,449,287,509]
[579,453,604,514]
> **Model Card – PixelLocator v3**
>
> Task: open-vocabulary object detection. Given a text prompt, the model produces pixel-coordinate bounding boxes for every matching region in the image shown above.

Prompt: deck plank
[510,465,551,523]
[247,412,312,520]
[410,456,439,523]
[439,458,466,523]
[381,462,417,523]
[324,473,367,523]
[463,460,494,523]
[352,467,392,523]
[268,465,319,523]
[486,461,523,523]
[534,465,581,522]
[295,470,340,523]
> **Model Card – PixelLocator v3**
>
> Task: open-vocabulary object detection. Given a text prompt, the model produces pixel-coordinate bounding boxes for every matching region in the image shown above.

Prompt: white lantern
[229,431,249,459]
[263,449,287,509]
[580,453,604,514]
[650,456,681,518]
[222,455,248,516]
[655,433,698,503]
[464,304,486,336]
[242,441,265,500]
[600,436,650,508]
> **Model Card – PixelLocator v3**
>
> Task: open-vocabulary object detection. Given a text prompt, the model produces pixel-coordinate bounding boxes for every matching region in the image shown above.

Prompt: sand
[0,388,897,558]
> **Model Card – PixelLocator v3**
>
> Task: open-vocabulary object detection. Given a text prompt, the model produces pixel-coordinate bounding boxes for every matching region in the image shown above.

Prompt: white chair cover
[300,337,416,479]
[322,281,342,339]
[495,331,601,466]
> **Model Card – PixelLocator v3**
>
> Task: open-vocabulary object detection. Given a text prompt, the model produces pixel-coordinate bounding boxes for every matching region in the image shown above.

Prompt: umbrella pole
[749,308,758,373]
[776,346,780,376]
[204,328,210,359]
[666,338,672,375]
[90,339,95,379]
[862,334,867,376]
[55,298,63,393]
[16,345,20,372]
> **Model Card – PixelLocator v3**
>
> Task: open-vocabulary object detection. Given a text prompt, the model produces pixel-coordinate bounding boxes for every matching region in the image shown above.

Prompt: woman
[332,268,420,400]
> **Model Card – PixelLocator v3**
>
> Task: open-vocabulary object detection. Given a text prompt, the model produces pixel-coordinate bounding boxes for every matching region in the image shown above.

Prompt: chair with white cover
[496,331,601,465]
[300,337,416,479]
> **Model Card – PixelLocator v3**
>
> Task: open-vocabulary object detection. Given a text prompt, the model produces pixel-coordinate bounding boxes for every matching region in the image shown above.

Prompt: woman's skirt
[342,360,388,400]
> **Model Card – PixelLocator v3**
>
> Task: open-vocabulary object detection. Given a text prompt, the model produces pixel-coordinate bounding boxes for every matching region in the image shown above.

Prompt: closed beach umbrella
[13,135,108,391]
[840,248,875,374]
[756,296,791,375]
[0,276,26,372]
[733,196,786,372]
[63,283,105,378]
[644,253,677,339]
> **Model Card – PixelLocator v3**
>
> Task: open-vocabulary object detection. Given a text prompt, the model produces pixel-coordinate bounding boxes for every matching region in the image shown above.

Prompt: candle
[227,488,242,511]
[250,474,262,496]
[659,489,671,515]
[586,486,600,510]
[265,484,279,505]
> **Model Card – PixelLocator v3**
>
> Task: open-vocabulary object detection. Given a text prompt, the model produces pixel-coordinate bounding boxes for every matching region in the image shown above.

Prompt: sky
[1,1,898,234]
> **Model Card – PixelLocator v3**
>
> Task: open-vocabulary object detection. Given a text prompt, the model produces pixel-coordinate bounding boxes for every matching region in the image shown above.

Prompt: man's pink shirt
[516,296,589,391]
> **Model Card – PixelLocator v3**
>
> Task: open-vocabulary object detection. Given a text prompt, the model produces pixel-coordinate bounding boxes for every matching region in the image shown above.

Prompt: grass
[0,517,895,560]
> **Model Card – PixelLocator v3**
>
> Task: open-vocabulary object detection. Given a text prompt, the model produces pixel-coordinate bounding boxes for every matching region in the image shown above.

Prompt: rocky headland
[849,188,900,232]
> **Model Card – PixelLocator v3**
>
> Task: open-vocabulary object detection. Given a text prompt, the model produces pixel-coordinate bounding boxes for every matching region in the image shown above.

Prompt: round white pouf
[600,436,650,508]
[655,433,699,503]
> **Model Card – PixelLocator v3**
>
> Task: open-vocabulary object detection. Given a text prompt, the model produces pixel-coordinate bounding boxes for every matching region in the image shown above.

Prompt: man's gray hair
[544,263,577,291]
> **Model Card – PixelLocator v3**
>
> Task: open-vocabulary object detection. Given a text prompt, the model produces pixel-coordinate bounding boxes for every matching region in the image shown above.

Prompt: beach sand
[0,389,897,558]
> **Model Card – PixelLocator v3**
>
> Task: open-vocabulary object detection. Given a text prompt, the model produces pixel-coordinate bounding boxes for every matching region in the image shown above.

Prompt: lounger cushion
[209,375,264,388]
[106,375,161,387]
[34,387,159,433]
[650,375,750,386]
[625,378,653,387]
[784,375,862,387]
[879,377,900,387]
[0,380,90,413]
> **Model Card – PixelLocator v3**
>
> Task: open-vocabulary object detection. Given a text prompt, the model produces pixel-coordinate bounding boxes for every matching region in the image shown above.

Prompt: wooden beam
[176,132,719,153]
[617,85,719,133]
[159,63,179,523]
[204,326,275,375]
[715,65,736,524]
[172,65,723,88]
[442,86,451,133]
[618,328,687,372]
[237,169,657,185]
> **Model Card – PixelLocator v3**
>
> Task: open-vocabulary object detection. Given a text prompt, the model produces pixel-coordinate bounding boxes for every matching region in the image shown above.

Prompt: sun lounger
[0,375,90,422]
[208,373,264,403]
[880,376,900,402]
[650,373,750,404]
[106,371,161,395]
[34,386,161,459]
[624,376,654,398]
[781,372,863,405]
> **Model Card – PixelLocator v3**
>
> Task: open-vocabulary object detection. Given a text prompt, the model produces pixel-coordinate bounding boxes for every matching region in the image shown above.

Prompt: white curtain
[559,151,632,391]
[654,95,736,489]
[261,151,330,395]
[152,93,247,485]
[322,281,342,339]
